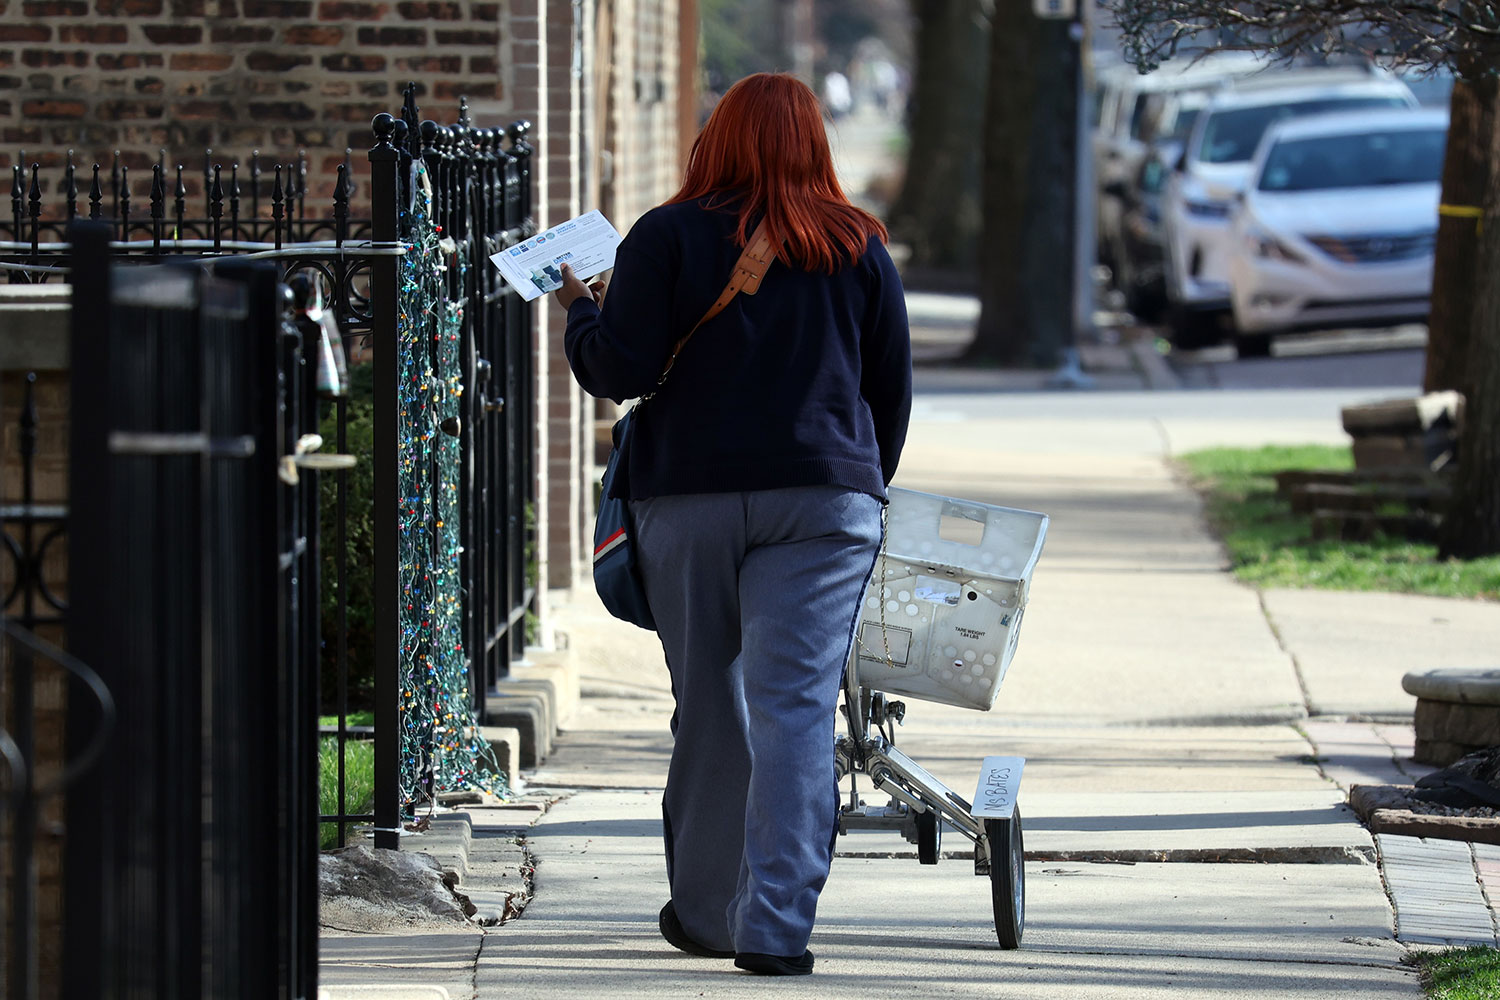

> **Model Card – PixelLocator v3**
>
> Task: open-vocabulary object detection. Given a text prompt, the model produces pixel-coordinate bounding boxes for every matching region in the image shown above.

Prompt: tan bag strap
[653,218,776,386]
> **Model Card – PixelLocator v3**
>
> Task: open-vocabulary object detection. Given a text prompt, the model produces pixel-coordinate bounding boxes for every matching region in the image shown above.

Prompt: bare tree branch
[1104,0,1500,79]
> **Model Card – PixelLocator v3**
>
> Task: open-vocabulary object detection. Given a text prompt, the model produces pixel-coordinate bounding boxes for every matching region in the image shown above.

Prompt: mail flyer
[489,210,623,302]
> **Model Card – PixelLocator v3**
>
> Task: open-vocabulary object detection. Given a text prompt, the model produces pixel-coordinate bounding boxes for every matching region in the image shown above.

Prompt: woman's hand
[553,264,606,311]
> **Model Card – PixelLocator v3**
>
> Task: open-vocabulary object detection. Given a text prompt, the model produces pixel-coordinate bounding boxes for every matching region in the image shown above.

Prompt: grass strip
[318,734,375,851]
[318,712,375,729]
[1178,444,1500,600]
[1417,946,1500,1000]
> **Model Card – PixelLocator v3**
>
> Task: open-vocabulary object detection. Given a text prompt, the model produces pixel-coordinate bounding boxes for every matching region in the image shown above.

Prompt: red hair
[669,73,888,274]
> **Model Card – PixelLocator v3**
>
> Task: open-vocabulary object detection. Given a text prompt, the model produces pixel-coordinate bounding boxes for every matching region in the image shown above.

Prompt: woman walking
[555,72,912,976]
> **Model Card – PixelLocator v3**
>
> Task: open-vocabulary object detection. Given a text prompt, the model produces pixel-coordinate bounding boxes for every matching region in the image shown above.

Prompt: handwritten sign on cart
[971,755,1025,819]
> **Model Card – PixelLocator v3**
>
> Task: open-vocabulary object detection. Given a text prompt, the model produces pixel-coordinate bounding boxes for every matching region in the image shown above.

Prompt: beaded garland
[397,161,506,810]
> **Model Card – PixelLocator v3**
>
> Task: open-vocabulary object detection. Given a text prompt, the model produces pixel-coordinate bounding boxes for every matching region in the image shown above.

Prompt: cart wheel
[916,809,941,865]
[984,807,1024,949]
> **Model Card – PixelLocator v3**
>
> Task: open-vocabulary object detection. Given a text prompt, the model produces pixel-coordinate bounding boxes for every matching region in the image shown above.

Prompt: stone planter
[1403,668,1500,766]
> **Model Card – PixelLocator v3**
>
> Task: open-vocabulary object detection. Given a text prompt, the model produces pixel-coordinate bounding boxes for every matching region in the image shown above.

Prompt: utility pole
[1046,0,1098,388]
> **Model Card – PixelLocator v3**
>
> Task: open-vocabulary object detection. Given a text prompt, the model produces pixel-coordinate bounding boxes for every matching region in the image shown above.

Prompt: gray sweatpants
[631,486,883,956]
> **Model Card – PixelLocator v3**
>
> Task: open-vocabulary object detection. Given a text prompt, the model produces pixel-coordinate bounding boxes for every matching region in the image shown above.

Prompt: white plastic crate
[853,487,1048,711]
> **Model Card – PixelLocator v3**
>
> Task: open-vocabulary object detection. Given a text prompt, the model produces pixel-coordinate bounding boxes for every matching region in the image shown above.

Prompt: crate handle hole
[938,509,985,546]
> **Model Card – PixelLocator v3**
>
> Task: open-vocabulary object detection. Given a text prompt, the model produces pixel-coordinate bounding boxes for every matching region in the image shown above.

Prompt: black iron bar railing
[2,81,537,998]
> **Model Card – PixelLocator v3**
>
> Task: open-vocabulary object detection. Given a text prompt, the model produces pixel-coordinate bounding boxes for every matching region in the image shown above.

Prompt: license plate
[971,755,1025,819]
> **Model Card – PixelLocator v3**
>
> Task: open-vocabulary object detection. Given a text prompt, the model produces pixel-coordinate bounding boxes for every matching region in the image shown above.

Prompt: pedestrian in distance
[554,72,912,976]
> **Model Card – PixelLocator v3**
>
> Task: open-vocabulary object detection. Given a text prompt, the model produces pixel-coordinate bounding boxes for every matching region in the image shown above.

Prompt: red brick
[95,0,159,11]
[470,55,497,75]
[22,0,87,12]
[0,26,50,42]
[357,26,424,45]
[396,0,458,17]
[321,53,384,72]
[284,25,342,44]
[169,52,233,71]
[21,99,85,119]
[59,24,126,43]
[170,0,203,12]
[142,24,202,43]
[434,80,489,100]
[97,52,164,69]
[248,101,316,121]
[209,25,271,42]
[509,19,538,40]
[22,50,88,68]
[4,127,44,143]
[241,0,309,14]
[97,99,163,119]
[472,2,496,19]
[320,80,350,97]
[317,0,383,16]
[357,79,387,97]
[435,28,496,45]
[246,51,311,71]
[134,76,164,94]
[394,54,459,73]
[174,99,235,119]
[323,101,385,122]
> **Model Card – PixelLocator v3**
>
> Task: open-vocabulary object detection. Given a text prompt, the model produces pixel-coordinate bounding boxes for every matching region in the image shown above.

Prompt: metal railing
[0,82,539,996]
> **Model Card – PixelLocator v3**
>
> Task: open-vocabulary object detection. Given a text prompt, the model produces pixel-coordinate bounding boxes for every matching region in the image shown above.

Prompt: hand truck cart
[835,487,1048,949]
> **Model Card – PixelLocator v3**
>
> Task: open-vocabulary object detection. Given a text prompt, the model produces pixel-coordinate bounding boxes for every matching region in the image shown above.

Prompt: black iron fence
[0,83,538,996]
[63,231,320,1000]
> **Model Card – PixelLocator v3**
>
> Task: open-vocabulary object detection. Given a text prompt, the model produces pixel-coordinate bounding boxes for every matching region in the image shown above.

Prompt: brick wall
[0,0,508,208]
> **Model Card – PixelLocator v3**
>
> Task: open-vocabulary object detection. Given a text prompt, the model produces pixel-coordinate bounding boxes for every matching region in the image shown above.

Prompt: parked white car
[1093,52,1266,276]
[1161,68,1417,347]
[1227,108,1448,355]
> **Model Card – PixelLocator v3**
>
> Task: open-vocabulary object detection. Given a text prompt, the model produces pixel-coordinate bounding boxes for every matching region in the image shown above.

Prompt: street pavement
[321,340,1500,998]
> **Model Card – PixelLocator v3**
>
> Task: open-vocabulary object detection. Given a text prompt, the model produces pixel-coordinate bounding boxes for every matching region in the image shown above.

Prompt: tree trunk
[1425,75,1492,396]
[1438,72,1500,560]
[966,7,1076,367]
[887,0,988,277]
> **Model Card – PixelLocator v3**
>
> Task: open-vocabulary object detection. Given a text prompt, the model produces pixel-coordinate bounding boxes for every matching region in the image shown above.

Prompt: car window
[1258,127,1447,191]
[1197,96,1412,164]
[1169,107,1200,140]
[1127,92,1151,140]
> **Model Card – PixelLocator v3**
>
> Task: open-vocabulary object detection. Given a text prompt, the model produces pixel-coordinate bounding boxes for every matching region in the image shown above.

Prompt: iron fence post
[369,115,403,849]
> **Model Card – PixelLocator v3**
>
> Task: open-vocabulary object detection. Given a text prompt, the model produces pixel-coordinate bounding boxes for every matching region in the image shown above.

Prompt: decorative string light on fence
[397,161,505,810]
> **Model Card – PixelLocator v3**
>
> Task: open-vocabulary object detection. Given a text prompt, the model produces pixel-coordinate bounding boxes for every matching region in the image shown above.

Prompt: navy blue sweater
[564,198,912,501]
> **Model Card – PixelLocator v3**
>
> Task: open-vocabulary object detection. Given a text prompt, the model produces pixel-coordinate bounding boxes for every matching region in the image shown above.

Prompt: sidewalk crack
[1257,589,1314,717]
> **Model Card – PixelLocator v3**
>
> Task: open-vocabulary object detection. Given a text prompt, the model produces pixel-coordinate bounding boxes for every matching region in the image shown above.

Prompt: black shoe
[734,950,815,976]
[659,902,734,959]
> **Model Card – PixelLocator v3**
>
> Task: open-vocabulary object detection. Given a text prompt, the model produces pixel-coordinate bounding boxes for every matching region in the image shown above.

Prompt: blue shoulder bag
[592,220,775,630]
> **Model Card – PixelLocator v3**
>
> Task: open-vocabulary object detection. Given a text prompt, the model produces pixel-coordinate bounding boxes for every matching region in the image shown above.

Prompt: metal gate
[61,224,319,1000]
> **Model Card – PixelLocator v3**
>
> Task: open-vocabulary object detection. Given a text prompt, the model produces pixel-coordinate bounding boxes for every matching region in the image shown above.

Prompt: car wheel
[1235,331,1273,359]
[1166,308,1221,350]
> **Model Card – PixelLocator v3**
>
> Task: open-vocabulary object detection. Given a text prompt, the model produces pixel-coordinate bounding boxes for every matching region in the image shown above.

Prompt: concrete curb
[483,646,581,767]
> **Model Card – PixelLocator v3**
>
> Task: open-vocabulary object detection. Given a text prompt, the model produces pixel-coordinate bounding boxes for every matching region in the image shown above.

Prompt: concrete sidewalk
[321,385,1500,999]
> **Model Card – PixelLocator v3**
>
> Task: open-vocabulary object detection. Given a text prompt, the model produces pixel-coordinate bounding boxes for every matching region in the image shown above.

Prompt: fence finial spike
[89,163,102,221]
